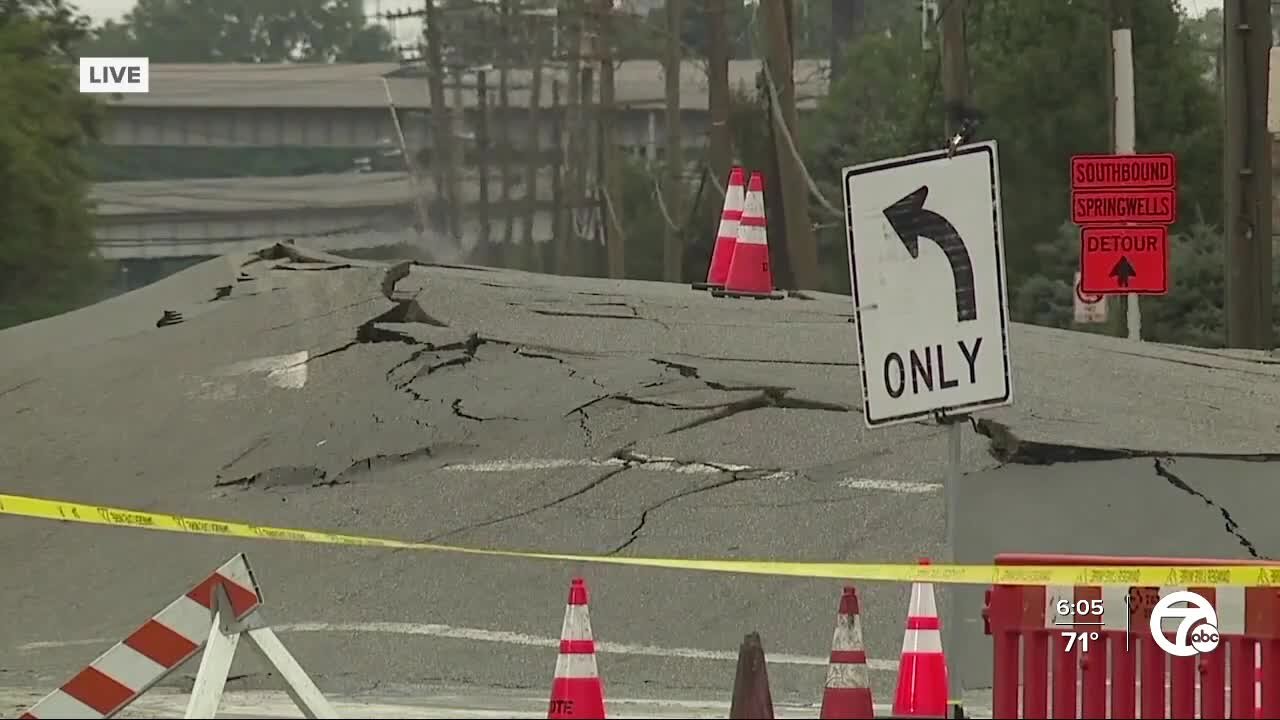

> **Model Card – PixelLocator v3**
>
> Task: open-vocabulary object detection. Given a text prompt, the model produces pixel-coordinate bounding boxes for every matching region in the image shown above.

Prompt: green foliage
[965,0,1220,286]
[77,0,396,62]
[0,0,107,329]
[804,28,942,292]
[800,0,1228,344]
[1008,220,1280,347]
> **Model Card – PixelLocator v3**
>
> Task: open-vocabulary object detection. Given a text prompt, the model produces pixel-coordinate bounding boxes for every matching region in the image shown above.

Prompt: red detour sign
[1070,153,1176,190]
[1071,189,1177,225]
[1079,226,1169,295]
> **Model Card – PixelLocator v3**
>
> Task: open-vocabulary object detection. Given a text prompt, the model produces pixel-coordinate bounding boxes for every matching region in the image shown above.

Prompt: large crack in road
[975,418,1276,560]
[206,257,1280,563]
[1152,458,1267,560]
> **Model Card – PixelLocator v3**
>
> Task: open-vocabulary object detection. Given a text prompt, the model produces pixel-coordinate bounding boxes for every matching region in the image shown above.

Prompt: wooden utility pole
[829,0,865,83]
[422,0,459,239]
[550,78,566,274]
[597,0,626,278]
[476,68,493,262]
[523,23,547,270]
[663,0,685,282]
[559,0,586,276]
[707,0,732,220]
[579,45,597,275]
[1223,0,1273,348]
[498,0,516,257]
[939,0,969,141]
[762,0,817,289]
[381,78,432,248]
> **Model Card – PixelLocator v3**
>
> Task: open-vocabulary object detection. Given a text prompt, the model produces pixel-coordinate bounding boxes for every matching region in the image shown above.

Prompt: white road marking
[17,621,896,672]
[443,458,628,472]
[220,351,309,389]
[0,688,880,719]
[444,459,934,494]
[441,453,757,475]
[837,478,942,494]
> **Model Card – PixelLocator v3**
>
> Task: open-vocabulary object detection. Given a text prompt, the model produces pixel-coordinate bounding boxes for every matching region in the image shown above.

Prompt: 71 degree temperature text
[1062,631,1101,652]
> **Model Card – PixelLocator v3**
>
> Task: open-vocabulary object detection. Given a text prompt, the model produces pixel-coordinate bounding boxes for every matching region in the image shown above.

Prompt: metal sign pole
[939,411,966,713]
[1113,26,1141,341]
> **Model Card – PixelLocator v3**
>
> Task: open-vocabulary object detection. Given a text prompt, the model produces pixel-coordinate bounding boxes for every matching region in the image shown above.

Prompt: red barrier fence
[983,554,1280,719]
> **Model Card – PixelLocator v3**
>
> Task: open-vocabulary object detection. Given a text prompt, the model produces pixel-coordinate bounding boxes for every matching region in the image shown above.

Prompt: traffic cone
[548,578,606,719]
[820,587,875,719]
[893,559,950,718]
[693,166,746,291]
[729,632,774,719]
[711,172,785,300]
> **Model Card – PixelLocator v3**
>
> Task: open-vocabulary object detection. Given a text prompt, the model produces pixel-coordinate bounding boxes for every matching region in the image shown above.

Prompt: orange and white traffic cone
[820,586,875,719]
[893,559,950,718]
[711,172,785,300]
[693,166,746,291]
[548,578,606,719]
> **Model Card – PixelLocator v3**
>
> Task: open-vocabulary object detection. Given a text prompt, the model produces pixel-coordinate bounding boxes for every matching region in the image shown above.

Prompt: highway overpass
[91,170,557,261]
[96,60,827,154]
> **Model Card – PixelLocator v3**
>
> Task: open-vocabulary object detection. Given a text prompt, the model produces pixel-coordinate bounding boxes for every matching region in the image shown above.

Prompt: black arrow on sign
[1110,256,1137,288]
[882,185,977,322]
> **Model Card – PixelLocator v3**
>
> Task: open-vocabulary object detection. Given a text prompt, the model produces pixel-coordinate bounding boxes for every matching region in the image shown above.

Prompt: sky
[72,0,1225,27]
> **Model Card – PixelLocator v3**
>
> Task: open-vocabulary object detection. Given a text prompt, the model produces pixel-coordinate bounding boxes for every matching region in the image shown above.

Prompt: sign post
[843,138,1014,711]
[1068,28,1176,341]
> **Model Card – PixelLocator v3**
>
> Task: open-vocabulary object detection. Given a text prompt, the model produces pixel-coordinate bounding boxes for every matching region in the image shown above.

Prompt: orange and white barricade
[20,553,335,719]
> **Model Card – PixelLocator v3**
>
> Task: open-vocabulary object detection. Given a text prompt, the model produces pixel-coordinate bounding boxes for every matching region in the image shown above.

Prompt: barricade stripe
[22,690,100,719]
[92,644,166,696]
[123,620,199,668]
[61,667,133,716]
[6,492,1280,587]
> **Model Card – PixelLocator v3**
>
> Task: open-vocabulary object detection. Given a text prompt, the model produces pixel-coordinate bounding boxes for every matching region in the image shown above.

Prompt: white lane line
[18,621,896,672]
[441,453,756,475]
[444,458,936,495]
[0,689,853,719]
[220,351,309,389]
[443,458,628,472]
[837,478,942,494]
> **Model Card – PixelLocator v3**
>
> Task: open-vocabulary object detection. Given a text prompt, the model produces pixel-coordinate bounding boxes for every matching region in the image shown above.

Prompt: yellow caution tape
[3,492,1280,587]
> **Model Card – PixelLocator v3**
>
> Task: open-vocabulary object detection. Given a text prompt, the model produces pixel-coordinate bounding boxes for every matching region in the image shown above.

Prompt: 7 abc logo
[1149,591,1220,657]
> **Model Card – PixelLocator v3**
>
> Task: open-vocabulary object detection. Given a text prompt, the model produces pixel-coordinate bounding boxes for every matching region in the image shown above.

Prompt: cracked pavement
[3,243,1280,704]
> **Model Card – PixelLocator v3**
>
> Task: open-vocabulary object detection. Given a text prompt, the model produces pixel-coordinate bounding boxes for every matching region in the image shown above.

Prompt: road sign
[1071,189,1177,225]
[1070,153,1176,190]
[1073,272,1108,324]
[842,141,1013,428]
[1079,225,1168,294]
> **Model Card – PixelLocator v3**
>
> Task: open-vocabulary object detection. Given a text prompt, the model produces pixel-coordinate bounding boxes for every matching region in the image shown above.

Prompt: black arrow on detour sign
[883,185,978,322]
[1110,256,1137,288]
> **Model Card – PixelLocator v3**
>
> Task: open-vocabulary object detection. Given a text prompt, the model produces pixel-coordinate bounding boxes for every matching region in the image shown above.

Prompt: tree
[0,0,106,329]
[966,0,1219,294]
[79,0,396,62]
[802,0,1221,326]
[804,26,943,291]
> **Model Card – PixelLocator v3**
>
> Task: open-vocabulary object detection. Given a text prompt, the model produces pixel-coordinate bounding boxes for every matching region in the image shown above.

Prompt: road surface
[2,244,1278,713]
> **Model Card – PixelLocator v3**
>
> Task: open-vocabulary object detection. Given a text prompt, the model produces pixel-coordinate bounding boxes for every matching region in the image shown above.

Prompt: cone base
[892,652,949,718]
[711,288,786,300]
[691,282,724,291]
[548,676,605,719]
[820,687,875,720]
